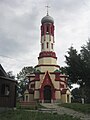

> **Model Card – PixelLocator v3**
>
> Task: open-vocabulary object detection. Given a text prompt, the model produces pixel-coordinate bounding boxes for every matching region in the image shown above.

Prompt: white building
[24,11,71,103]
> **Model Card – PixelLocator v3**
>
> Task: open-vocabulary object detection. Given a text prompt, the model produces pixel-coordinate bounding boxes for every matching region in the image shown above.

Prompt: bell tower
[35,10,60,72]
[41,13,54,52]
[24,9,71,104]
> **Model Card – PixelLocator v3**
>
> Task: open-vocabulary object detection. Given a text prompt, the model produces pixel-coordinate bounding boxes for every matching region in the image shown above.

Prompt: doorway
[44,85,51,103]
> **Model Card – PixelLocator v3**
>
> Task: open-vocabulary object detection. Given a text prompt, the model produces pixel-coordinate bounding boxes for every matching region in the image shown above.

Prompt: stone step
[40,103,57,109]
[38,108,57,113]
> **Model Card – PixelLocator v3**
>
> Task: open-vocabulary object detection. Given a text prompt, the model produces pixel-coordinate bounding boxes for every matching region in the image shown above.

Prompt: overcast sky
[0,0,90,76]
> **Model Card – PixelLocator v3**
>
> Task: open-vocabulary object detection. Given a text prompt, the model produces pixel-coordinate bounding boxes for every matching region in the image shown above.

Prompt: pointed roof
[0,64,8,77]
[0,64,17,82]
[40,71,54,89]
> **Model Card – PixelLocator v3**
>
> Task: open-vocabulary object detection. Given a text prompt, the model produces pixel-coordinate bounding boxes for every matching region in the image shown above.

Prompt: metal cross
[45,5,50,15]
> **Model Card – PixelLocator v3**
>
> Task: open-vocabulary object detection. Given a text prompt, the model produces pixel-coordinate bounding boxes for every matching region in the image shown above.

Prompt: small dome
[41,15,54,24]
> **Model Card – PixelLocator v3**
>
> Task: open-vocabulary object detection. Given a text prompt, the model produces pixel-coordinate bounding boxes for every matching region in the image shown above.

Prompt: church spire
[40,7,55,53]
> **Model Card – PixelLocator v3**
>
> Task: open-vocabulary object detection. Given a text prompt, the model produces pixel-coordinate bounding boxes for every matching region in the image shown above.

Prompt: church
[24,10,71,103]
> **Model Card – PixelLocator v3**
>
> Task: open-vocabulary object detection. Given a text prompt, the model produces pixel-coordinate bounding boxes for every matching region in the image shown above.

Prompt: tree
[65,46,82,83]
[60,67,67,74]
[80,40,90,86]
[80,40,90,103]
[65,40,90,103]
[7,71,15,79]
[17,66,34,97]
[71,88,81,103]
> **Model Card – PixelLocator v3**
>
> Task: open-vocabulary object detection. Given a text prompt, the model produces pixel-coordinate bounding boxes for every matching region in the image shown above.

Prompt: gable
[40,71,54,89]
[0,64,7,77]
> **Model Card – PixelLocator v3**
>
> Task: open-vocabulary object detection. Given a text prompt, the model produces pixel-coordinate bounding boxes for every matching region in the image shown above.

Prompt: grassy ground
[0,110,80,120]
[59,103,90,114]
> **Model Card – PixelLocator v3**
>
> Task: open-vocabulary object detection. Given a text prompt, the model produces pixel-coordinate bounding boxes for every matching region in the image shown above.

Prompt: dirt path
[41,103,90,120]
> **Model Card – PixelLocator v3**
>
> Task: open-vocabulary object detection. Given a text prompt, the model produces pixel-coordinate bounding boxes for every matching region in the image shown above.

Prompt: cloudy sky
[0,0,90,76]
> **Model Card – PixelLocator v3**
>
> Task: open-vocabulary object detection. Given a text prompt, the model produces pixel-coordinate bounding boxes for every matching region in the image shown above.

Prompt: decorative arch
[40,71,55,103]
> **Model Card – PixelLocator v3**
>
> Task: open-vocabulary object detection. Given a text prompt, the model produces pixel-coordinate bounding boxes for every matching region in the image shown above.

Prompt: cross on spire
[45,5,50,15]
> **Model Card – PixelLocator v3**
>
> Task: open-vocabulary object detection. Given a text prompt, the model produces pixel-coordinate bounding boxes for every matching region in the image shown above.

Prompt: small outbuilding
[0,64,17,110]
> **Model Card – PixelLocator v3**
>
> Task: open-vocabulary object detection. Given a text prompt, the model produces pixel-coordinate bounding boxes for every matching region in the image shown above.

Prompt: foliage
[7,71,15,79]
[59,103,90,114]
[17,66,34,80]
[65,46,82,83]
[59,67,67,74]
[80,40,90,103]
[65,40,90,103]
[17,66,34,97]
[65,40,90,85]
[0,110,80,120]
[80,40,90,87]
[71,88,81,103]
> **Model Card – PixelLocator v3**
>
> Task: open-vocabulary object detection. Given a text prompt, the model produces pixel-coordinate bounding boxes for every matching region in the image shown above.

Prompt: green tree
[80,40,90,102]
[65,46,82,83]
[65,40,90,103]
[17,66,34,97]
[71,88,81,102]
[80,40,90,86]
[60,67,67,74]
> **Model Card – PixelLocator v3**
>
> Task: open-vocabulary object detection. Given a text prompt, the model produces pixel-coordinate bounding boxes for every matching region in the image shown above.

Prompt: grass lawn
[59,103,90,114]
[0,110,80,120]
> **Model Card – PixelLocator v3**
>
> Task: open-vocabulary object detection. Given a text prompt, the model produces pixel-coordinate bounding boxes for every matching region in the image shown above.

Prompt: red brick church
[24,10,71,103]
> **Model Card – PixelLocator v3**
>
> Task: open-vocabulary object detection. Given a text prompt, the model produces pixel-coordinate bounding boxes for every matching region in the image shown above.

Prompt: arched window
[46,26,49,33]
[41,26,44,35]
[26,95,28,102]
[51,25,54,36]
[51,43,53,49]
[47,42,49,48]
[42,43,44,49]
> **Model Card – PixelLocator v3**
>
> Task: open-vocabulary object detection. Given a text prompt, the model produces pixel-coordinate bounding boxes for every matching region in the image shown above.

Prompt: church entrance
[44,85,51,103]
